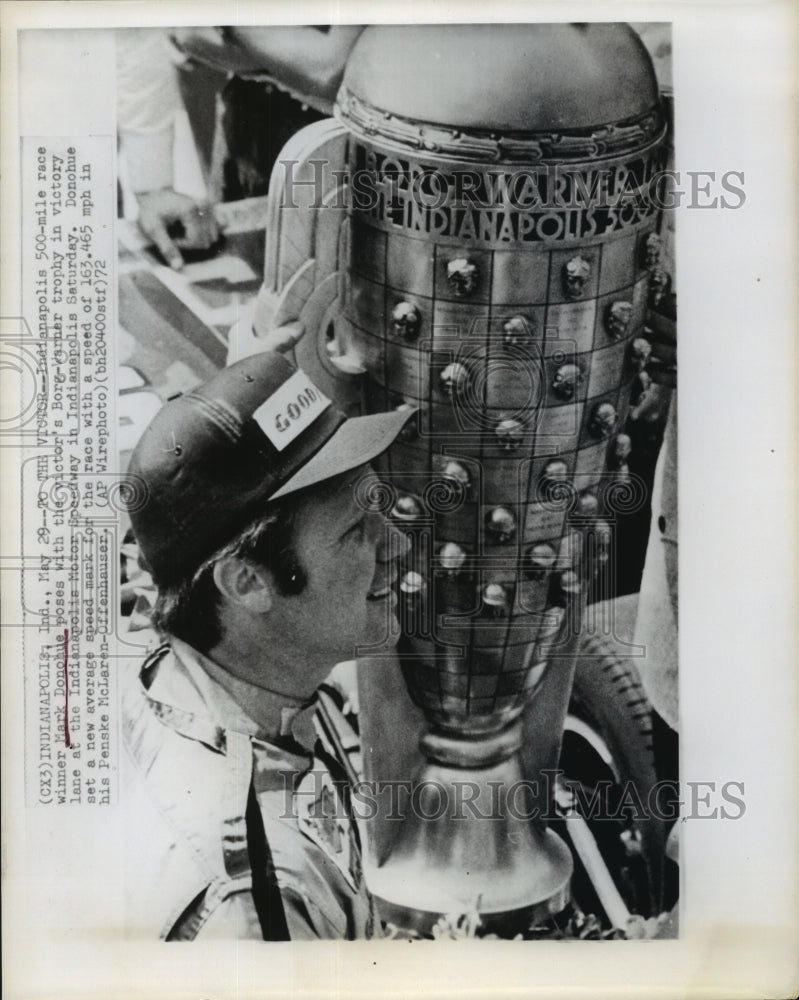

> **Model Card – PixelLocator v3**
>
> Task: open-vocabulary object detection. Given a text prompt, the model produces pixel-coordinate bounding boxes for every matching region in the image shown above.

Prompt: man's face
[272,467,409,668]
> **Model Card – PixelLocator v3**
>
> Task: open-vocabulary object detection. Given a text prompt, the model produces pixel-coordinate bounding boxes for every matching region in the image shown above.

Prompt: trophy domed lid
[339,23,659,134]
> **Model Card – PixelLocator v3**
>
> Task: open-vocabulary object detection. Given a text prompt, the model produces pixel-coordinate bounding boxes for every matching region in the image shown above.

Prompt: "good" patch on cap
[252,370,332,451]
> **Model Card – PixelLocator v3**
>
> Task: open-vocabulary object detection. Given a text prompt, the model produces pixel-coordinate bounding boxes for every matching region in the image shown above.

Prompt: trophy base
[369,826,572,938]
[374,886,570,939]
[365,719,573,937]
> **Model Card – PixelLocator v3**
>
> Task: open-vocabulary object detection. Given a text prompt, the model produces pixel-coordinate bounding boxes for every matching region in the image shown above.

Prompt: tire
[557,630,666,921]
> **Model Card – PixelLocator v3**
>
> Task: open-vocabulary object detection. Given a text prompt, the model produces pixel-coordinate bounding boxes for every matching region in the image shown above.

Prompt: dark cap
[125,352,413,586]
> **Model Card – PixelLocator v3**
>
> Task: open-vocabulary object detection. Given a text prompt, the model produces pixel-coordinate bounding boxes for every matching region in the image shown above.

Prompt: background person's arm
[170,26,364,110]
[118,28,218,268]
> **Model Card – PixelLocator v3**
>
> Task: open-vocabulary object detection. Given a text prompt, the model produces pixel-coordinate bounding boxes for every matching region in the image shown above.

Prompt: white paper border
[2,2,798,998]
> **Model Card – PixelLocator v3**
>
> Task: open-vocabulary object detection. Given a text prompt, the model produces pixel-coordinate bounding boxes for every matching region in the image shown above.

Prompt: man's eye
[344,518,366,542]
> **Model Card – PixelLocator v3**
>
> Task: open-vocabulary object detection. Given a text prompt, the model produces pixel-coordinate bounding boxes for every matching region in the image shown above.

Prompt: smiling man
[120,351,411,940]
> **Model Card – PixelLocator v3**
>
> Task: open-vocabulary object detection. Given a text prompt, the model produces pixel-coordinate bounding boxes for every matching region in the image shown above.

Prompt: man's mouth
[367,584,394,601]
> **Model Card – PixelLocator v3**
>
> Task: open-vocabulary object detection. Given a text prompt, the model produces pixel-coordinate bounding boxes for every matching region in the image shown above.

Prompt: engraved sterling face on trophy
[591,519,612,570]
[558,569,581,598]
[482,582,509,618]
[628,336,653,373]
[494,417,524,451]
[400,570,424,595]
[541,458,569,487]
[439,362,470,399]
[610,432,632,469]
[575,492,599,519]
[442,460,471,495]
[439,541,467,576]
[631,370,652,407]
[649,266,671,307]
[502,315,533,348]
[523,542,557,580]
[642,232,663,270]
[605,300,633,340]
[392,494,424,522]
[562,255,591,300]
[589,401,618,439]
[392,301,422,341]
[446,257,479,297]
[485,506,517,545]
[551,362,583,401]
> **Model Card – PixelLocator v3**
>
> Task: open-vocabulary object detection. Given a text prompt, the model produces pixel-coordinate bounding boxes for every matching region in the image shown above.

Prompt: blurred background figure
[117,26,363,268]
[117,28,218,269]
[171,26,363,199]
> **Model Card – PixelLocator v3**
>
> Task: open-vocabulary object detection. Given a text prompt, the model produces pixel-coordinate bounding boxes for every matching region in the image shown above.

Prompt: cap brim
[269,406,416,501]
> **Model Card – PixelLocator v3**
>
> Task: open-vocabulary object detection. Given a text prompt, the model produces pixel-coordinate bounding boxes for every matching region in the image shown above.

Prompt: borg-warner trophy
[247,23,669,934]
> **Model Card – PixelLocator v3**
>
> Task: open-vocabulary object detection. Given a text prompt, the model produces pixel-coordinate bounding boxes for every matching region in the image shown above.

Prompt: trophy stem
[367,716,573,936]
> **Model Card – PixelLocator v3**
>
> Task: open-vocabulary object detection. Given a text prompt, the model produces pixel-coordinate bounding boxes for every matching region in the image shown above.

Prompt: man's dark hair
[150,504,306,652]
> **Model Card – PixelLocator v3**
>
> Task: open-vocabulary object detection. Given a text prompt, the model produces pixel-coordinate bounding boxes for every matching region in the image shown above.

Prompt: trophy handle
[228,117,366,414]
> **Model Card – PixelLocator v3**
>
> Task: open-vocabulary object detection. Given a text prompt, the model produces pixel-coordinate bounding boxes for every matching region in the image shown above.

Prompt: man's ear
[212,557,273,614]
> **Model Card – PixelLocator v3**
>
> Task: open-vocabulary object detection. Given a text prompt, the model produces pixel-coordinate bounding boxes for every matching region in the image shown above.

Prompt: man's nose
[375,515,411,565]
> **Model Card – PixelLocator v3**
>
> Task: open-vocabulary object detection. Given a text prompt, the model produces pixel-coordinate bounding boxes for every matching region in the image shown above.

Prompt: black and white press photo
[2,5,797,1000]
[113,21,679,942]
